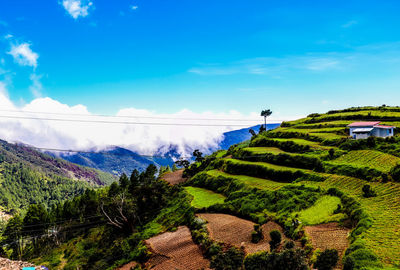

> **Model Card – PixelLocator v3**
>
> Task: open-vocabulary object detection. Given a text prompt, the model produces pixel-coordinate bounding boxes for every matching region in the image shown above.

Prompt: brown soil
[197,213,292,254]
[0,257,38,270]
[145,226,210,270]
[304,222,350,269]
[161,170,187,185]
[115,261,137,270]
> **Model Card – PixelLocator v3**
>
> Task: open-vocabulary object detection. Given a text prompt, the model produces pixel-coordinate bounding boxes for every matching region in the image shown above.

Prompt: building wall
[355,133,370,140]
[350,127,394,139]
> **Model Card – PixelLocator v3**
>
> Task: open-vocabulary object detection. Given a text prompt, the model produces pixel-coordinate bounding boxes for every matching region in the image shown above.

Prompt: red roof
[375,125,395,129]
[348,121,381,127]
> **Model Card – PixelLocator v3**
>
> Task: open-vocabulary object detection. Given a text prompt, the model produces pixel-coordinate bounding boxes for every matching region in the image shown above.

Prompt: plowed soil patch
[197,213,290,254]
[304,222,350,269]
[161,170,187,185]
[145,226,210,270]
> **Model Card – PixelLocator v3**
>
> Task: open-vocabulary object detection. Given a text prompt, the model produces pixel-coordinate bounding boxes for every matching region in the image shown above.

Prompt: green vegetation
[184,186,226,208]
[328,150,400,173]
[207,170,287,191]
[295,195,345,225]
[0,163,92,213]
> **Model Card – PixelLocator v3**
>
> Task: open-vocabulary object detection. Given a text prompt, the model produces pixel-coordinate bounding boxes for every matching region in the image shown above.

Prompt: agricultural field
[206,170,287,191]
[298,175,400,266]
[197,213,291,254]
[304,223,350,269]
[145,226,210,270]
[242,147,287,155]
[327,150,400,173]
[184,186,226,208]
[295,195,345,225]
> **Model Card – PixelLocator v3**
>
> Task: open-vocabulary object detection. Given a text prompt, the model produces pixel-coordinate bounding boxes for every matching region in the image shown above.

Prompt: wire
[0,114,277,127]
[0,109,264,122]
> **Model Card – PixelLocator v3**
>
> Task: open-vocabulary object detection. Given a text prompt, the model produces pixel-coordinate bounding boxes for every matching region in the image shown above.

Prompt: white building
[348,121,395,139]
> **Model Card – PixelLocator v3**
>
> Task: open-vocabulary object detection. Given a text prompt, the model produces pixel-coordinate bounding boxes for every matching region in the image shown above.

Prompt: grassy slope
[327,150,400,173]
[295,195,345,225]
[192,106,400,268]
[184,186,226,208]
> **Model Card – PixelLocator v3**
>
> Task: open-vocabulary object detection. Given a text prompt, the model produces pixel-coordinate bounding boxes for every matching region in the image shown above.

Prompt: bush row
[327,188,381,269]
[222,159,325,183]
[324,163,385,182]
[249,137,311,153]
[234,149,325,172]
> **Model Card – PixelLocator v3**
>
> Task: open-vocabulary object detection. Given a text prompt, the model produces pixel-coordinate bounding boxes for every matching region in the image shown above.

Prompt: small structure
[348,121,395,139]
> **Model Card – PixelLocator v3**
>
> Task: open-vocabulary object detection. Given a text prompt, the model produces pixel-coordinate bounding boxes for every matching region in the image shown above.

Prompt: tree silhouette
[260,109,272,130]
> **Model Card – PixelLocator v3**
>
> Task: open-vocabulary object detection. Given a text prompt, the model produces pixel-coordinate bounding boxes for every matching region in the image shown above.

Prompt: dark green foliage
[175,158,190,169]
[251,224,263,243]
[210,246,245,270]
[361,185,376,198]
[235,149,324,172]
[269,230,282,251]
[314,249,339,270]
[284,240,295,249]
[389,164,400,182]
[0,163,90,213]
[250,137,311,153]
[222,159,312,183]
[244,248,308,270]
[343,240,382,269]
[119,173,129,189]
[324,163,385,181]
[1,165,192,269]
[193,149,205,162]
[328,148,335,159]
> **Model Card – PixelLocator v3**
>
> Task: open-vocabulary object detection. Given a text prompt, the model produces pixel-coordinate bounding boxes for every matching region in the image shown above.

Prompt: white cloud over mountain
[0,91,272,157]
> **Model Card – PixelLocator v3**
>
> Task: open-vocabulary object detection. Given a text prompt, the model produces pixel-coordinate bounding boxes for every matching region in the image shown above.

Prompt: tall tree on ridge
[261,109,272,129]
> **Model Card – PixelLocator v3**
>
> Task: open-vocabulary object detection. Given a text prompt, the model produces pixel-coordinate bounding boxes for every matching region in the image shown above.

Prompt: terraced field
[328,150,400,172]
[184,107,400,268]
[242,147,286,155]
[295,195,345,225]
[184,186,226,208]
[206,170,287,191]
[299,175,400,266]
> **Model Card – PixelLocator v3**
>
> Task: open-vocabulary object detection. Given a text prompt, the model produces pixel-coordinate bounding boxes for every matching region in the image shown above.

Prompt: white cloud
[130,5,138,10]
[8,43,39,68]
[62,0,93,19]
[0,90,272,157]
[29,74,43,97]
[4,34,13,39]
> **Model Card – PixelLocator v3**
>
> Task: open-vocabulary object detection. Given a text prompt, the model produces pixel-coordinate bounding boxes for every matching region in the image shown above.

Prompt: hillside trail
[0,257,40,270]
[161,170,187,185]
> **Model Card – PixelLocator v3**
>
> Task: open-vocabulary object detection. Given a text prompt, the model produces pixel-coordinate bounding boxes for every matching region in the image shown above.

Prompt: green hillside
[181,106,400,269]
[0,140,116,213]
[3,106,400,270]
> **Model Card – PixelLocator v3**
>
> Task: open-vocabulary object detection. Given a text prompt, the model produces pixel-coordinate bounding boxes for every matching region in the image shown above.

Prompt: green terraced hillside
[184,106,400,269]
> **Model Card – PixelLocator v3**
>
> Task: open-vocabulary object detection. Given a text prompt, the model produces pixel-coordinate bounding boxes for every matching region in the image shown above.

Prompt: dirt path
[304,222,350,269]
[0,257,39,270]
[145,226,210,270]
[161,170,187,185]
[197,213,291,254]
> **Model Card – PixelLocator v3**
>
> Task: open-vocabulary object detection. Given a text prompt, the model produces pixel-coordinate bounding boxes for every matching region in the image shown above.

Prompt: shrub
[269,230,282,251]
[361,185,376,198]
[210,247,245,270]
[244,249,308,270]
[251,224,263,243]
[314,249,339,270]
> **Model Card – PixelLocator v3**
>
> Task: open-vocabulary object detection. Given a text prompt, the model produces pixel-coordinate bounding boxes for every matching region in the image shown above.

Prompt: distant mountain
[218,124,281,150]
[56,124,280,176]
[58,147,160,177]
[0,139,116,213]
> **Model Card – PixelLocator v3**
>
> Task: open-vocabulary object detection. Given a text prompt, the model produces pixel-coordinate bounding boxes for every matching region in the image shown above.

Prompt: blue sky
[1,0,400,118]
